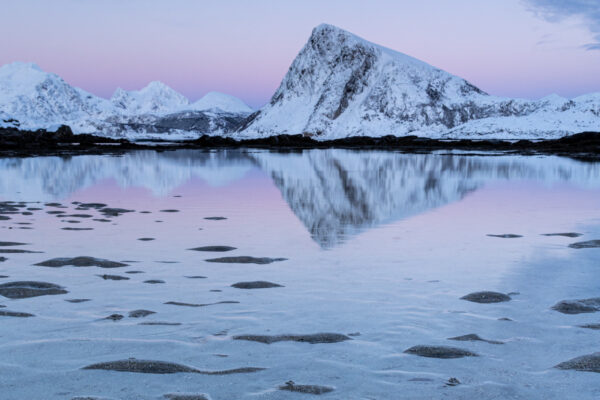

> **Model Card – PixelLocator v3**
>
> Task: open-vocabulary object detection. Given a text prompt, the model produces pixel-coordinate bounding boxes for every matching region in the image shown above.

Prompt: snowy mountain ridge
[0,62,253,137]
[111,81,190,115]
[238,24,600,140]
[1,25,599,140]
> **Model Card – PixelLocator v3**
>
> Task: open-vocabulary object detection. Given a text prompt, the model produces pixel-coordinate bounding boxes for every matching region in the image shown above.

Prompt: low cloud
[524,0,600,50]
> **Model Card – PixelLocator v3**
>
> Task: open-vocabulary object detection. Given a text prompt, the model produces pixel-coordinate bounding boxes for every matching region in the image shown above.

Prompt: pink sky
[1,0,599,108]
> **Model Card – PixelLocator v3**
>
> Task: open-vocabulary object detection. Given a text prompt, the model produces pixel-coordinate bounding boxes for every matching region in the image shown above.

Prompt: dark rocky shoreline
[1,125,599,159]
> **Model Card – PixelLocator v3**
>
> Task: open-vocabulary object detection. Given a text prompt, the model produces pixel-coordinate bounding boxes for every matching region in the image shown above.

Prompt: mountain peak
[110,81,189,115]
[190,91,253,114]
[142,80,173,92]
[240,24,489,138]
[0,62,53,86]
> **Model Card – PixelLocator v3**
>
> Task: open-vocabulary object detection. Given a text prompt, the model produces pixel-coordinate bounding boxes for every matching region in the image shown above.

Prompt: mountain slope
[238,24,600,139]
[0,62,114,131]
[0,62,252,137]
[111,81,190,115]
[189,91,253,114]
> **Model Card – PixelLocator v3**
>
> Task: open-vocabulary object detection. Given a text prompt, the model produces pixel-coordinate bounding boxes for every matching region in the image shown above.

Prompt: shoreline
[1,125,599,160]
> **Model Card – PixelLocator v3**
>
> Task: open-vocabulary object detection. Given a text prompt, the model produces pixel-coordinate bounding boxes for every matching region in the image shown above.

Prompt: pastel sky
[1,0,599,108]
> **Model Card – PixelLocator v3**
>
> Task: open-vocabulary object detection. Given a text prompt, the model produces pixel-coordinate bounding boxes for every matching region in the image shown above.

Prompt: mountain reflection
[0,150,598,247]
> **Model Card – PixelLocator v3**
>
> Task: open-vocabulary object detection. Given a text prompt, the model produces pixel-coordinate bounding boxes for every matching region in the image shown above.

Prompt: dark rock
[448,333,503,344]
[487,234,523,238]
[0,249,42,254]
[204,217,227,220]
[279,381,334,395]
[461,291,511,303]
[569,240,600,249]
[83,359,198,373]
[35,257,128,268]
[125,270,145,274]
[139,322,182,326]
[445,378,461,387]
[404,345,479,359]
[137,238,155,241]
[165,301,239,307]
[0,310,35,317]
[64,214,93,218]
[0,281,67,299]
[160,209,179,213]
[81,358,264,375]
[104,314,124,321]
[200,367,266,375]
[205,256,287,264]
[144,279,165,284]
[47,211,66,215]
[99,208,134,217]
[62,227,93,231]
[97,274,129,281]
[93,219,111,223]
[552,298,600,314]
[185,276,207,279]
[579,323,600,330]
[128,309,156,318]
[233,333,351,344]
[555,353,600,373]
[80,203,107,209]
[65,299,91,303]
[164,394,209,400]
[542,233,583,238]
[0,241,27,246]
[0,257,6,262]
[189,246,236,252]
[231,281,283,289]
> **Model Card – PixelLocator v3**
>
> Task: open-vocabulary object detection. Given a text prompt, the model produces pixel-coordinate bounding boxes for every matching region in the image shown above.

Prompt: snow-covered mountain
[0,62,115,132]
[238,24,600,140]
[189,91,254,114]
[110,81,190,115]
[0,62,252,138]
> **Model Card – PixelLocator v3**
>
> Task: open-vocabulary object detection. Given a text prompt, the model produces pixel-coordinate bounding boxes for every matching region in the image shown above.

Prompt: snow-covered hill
[0,62,115,132]
[189,91,254,114]
[238,24,600,140]
[110,81,190,115]
[0,62,252,138]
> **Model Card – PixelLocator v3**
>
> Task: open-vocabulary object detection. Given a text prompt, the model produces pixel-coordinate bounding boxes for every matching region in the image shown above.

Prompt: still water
[0,149,599,399]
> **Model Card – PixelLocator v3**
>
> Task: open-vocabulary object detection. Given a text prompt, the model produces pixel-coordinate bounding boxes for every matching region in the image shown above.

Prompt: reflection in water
[0,150,599,247]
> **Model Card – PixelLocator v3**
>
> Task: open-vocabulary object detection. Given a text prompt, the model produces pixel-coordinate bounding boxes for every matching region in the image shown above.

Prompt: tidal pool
[0,149,599,399]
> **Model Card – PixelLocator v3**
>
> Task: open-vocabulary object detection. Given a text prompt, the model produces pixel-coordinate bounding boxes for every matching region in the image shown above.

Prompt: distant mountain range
[0,62,253,138]
[1,24,599,140]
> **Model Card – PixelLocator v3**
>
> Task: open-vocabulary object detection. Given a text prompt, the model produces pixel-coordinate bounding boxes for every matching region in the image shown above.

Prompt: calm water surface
[0,149,599,399]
